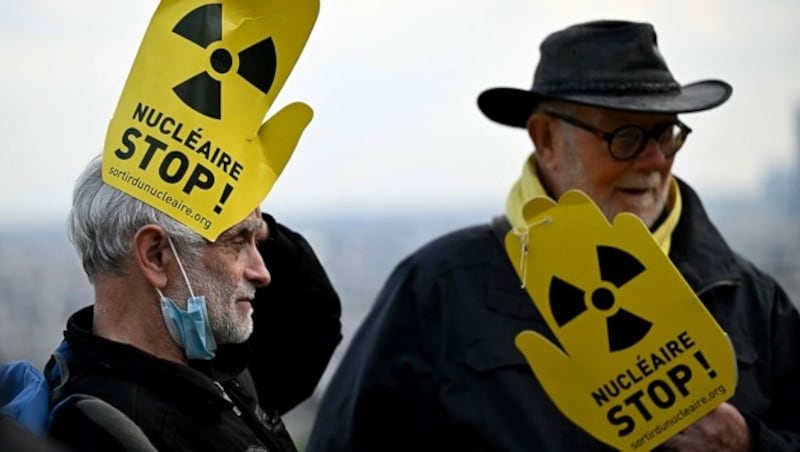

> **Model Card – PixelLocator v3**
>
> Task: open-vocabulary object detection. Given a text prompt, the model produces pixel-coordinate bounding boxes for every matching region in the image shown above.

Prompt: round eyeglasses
[544,110,692,161]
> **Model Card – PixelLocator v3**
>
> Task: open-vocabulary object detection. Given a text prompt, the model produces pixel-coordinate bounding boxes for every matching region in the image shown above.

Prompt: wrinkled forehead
[217,209,267,241]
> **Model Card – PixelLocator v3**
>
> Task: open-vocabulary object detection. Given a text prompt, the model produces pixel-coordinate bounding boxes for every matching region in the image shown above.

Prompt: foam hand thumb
[515,330,621,447]
[257,102,313,181]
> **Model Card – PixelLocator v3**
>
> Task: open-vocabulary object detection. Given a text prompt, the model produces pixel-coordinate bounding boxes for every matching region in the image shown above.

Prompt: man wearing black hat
[307,20,800,451]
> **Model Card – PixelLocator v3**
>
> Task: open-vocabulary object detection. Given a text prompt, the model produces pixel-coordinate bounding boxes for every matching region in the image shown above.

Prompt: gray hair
[67,155,206,282]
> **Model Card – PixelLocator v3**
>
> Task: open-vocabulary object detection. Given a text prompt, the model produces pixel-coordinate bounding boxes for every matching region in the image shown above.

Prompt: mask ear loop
[165,235,196,299]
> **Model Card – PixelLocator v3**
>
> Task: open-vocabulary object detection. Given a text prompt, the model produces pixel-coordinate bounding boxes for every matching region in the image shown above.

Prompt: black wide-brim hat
[478,20,732,128]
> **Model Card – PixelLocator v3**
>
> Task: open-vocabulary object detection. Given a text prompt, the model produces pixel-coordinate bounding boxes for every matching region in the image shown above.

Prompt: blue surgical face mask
[156,236,217,360]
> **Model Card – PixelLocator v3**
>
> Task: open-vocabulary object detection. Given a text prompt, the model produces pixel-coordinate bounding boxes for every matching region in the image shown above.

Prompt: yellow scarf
[504,157,682,254]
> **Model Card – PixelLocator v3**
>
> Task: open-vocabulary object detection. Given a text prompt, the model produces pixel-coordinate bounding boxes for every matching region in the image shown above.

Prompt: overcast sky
[1,1,798,226]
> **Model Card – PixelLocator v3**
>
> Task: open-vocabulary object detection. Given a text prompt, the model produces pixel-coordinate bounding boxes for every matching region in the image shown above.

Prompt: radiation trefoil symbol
[503,190,736,451]
[172,3,277,119]
[550,245,651,352]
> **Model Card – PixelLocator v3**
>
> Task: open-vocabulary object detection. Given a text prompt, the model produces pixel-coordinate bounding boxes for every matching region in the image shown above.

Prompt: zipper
[220,380,294,452]
[214,381,242,416]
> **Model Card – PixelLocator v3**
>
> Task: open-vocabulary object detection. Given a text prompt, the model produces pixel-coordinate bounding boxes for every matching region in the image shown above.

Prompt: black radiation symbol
[549,245,652,352]
[171,3,277,119]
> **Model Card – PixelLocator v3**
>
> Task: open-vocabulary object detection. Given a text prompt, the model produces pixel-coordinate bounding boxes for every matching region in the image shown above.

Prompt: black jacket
[50,216,342,452]
[307,180,800,451]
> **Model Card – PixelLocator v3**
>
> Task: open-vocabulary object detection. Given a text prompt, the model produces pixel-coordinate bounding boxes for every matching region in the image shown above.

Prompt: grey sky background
[1,1,798,226]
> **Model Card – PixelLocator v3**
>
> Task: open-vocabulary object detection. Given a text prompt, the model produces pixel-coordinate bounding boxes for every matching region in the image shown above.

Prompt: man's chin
[232,318,254,343]
[607,201,664,228]
[213,317,254,345]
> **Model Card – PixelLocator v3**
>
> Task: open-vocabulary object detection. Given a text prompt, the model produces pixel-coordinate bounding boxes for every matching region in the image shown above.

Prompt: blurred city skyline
[0,1,799,227]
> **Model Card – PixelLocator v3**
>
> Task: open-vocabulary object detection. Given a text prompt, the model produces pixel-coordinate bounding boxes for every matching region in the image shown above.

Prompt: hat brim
[477,80,732,128]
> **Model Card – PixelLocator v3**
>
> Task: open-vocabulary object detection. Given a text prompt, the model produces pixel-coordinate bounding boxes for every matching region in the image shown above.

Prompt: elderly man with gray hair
[48,155,341,451]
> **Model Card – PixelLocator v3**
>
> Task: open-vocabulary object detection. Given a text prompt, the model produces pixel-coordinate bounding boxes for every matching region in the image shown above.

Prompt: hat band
[535,80,681,96]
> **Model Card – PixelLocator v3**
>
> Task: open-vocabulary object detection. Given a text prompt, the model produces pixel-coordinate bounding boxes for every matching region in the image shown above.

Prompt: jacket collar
[65,306,250,401]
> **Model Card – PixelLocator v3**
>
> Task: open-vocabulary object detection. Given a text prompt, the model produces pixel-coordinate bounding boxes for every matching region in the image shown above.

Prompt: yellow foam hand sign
[505,190,736,451]
[102,0,318,240]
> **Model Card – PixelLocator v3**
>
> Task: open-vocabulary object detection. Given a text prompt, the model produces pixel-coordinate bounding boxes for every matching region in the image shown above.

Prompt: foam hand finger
[515,330,598,429]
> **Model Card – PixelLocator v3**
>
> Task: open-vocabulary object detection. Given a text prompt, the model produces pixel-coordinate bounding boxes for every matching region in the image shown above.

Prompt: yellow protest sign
[103,0,318,240]
[505,190,736,451]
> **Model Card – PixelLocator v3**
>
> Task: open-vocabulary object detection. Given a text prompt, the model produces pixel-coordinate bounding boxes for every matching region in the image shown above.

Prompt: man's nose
[245,247,271,287]
[633,136,670,167]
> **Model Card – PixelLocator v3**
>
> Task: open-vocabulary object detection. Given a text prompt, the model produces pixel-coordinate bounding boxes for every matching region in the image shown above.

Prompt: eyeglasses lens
[610,127,645,159]
[610,124,686,160]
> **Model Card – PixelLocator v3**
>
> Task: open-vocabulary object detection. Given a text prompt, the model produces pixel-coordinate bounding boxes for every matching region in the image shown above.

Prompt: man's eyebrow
[220,216,267,240]
[254,217,269,241]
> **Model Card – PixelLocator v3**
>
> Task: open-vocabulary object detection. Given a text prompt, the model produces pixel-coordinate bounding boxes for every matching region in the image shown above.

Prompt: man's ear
[527,112,554,158]
[133,225,170,289]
